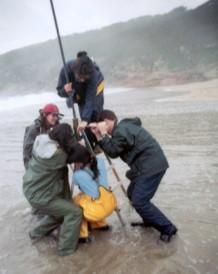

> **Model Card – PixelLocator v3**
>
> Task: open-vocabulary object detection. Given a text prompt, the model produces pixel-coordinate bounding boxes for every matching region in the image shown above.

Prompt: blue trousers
[127,171,173,234]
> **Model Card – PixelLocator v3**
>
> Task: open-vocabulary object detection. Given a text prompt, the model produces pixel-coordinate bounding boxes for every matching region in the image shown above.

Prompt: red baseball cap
[40,103,64,117]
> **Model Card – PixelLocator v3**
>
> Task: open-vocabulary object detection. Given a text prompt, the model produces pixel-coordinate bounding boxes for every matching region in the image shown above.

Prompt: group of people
[22,51,177,257]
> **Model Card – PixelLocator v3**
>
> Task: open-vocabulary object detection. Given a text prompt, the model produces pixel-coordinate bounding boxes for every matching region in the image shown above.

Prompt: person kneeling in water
[69,143,117,242]
[23,124,82,256]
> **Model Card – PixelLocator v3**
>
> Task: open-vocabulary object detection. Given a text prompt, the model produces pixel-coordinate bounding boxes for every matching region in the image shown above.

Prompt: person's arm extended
[56,66,73,98]
[56,67,68,98]
[99,132,127,159]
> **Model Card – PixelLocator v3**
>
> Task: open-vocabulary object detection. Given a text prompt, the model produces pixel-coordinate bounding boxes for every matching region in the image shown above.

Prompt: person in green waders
[23,103,64,217]
[23,123,82,256]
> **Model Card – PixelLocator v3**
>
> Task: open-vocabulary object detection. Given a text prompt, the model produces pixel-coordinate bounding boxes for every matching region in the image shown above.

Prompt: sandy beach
[0,80,217,274]
[158,79,218,102]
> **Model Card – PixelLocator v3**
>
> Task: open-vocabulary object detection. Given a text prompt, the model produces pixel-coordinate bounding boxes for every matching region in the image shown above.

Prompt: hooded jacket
[23,134,70,207]
[99,118,169,180]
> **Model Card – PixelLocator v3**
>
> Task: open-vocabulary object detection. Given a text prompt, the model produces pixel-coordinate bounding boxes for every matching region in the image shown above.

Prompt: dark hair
[77,51,88,58]
[49,123,74,154]
[73,56,94,79]
[98,109,118,122]
[68,143,99,179]
[39,112,59,131]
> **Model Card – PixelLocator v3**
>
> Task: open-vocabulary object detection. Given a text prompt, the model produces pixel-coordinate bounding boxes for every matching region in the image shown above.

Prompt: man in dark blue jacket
[56,52,104,134]
[89,110,178,242]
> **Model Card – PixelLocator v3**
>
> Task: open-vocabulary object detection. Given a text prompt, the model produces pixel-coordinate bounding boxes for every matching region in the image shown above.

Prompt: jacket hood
[120,117,142,127]
[33,134,58,159]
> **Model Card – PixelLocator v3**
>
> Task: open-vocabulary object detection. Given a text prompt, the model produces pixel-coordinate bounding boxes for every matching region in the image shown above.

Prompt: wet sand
[0,81,218,274]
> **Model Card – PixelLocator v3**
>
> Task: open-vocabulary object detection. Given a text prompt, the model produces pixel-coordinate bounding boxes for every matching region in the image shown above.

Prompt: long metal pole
[49,0,77,119]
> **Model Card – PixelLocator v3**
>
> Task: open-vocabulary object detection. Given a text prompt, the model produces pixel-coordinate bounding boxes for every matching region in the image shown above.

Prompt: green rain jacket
[99,118,169,180]
[23,134,71,207]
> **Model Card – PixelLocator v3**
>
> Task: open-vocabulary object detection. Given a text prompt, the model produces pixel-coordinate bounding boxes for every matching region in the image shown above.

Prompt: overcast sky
[0,0,207,54]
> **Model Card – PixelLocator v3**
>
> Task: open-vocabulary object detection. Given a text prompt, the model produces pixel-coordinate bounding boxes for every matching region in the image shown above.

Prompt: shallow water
[0,87,217,274]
